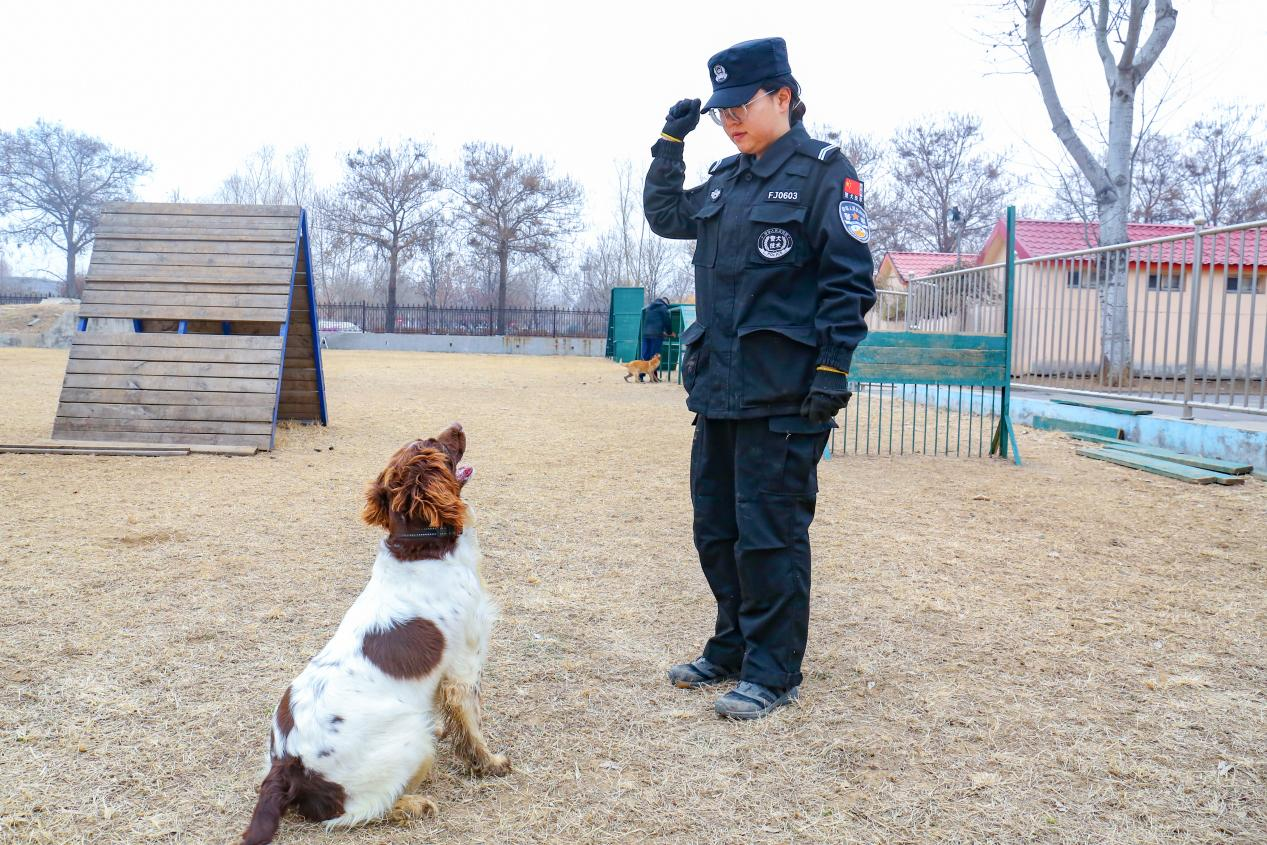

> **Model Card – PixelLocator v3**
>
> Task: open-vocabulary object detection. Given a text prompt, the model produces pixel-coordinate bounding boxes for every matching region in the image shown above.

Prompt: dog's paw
[389,794,438,821]
[474,753,512,777]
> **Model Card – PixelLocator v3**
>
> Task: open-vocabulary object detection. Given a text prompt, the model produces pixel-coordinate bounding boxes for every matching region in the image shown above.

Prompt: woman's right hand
[662,98,702,141]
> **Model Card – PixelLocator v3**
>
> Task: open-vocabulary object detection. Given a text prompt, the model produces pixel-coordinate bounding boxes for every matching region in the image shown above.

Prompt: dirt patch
[0,347,1264,844]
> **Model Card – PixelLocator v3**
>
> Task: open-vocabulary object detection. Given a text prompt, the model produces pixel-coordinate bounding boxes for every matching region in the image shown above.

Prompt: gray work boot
[667,657,740,689]
[714,681,800,720]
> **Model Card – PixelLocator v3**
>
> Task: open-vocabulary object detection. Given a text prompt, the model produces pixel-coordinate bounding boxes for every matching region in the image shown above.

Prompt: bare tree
[1132,131,1187,222]
[1013,0,1178,380]
[323,142,443,330]
[0,120,150,296]
[449,142,583,333]
[888,113,1017,256]
[416,217,461,307]
[1043,149,1100,228]
[1182,104,1267,225]
[216,145,318,208]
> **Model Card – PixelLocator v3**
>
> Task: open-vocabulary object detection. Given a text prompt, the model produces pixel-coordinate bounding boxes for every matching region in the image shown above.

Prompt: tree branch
[1025,1,1113,195]
[1132,0,1177,78]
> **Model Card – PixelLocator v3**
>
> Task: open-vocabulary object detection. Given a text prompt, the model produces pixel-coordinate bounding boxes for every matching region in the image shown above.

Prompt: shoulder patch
[708,154,740,174]
[795,140,840,163]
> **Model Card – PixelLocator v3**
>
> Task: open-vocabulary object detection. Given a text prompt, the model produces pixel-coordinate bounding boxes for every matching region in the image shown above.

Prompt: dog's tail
[241,757,299,845]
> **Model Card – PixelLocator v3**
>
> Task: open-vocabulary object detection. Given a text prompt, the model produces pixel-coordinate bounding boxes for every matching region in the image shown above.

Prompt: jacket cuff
[651,138,684,160]
[816,345,854,373]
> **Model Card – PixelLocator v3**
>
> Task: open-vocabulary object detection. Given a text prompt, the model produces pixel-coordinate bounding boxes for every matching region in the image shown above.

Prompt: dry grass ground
[0,347,1264,845]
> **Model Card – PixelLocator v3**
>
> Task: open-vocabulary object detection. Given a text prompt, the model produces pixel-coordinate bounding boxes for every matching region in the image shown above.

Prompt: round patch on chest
[757,227,794,260]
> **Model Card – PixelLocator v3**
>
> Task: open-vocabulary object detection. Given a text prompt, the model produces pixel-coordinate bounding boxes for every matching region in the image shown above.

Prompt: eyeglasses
[707,89,779,126]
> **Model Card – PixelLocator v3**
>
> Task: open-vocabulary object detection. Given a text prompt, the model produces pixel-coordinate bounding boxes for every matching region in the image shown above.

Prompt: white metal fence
[895,218,1267,416]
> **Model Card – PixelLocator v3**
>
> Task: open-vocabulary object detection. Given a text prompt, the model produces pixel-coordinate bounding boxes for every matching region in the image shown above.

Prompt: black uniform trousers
[690,414,830,692]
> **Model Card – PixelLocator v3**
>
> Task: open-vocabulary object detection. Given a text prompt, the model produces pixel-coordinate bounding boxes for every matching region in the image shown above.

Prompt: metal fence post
[1181,220,1206,419]
[361,300,368,331]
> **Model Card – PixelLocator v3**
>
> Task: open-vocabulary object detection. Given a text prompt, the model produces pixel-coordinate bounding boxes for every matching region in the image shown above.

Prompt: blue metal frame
[301,211,328,426]
[132,319,143,333]
[177,320,188,334]
[221,321,232,335]
[77,317,87,332]
[267,209,328,449]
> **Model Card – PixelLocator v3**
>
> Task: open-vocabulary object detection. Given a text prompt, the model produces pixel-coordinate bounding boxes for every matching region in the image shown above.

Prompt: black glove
[800,369,853,425]
[662,98,702,142]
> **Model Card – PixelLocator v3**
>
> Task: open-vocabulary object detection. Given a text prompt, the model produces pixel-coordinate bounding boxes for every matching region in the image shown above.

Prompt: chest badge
[757,227,794,260]
[839,201,870,243]
[710,188,721,200]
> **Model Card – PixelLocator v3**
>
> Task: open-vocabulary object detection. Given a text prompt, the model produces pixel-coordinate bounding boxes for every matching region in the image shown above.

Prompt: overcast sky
[3,0,1265,276]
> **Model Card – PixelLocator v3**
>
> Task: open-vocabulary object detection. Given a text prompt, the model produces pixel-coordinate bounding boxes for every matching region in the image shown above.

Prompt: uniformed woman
[643,37,876,719]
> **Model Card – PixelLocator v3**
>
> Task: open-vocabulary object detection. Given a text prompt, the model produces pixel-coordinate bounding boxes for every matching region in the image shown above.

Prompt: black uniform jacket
[644,124,876,419]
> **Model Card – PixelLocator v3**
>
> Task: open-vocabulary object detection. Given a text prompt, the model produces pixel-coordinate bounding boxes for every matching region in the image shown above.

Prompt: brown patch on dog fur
[241,755,347,845]
[275,686,294,736]
[361,618,446,679]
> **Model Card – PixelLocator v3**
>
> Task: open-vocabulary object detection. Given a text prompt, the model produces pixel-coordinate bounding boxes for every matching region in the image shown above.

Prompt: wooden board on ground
[31,437,255,456]
[1076,447,1246,485]
[0,444,189,457]
[1050,398,1153,415]
[1067,432,1253,475]
[1030,415,1125,440]
[48,202,326,451]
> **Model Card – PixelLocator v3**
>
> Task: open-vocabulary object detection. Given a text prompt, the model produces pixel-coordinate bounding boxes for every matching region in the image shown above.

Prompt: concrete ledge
[320,332,606,357]
[888,384,1267,469]
[0,310,78,349]
[1008,398,1267,470]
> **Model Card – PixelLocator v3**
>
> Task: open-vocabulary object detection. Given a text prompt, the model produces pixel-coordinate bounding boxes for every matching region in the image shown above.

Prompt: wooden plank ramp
[1076,447,1246,485]
[1050,398,1153,415]
[1067,432,1252,475]
[1030,415,1125,439]
[50,201,326,451]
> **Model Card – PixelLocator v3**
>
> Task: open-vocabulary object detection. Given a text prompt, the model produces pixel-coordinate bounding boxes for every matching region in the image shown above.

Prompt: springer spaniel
[242,423,510,845]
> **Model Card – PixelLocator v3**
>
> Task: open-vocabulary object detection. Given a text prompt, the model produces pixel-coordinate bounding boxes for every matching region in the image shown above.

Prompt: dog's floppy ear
[362,469,392,529]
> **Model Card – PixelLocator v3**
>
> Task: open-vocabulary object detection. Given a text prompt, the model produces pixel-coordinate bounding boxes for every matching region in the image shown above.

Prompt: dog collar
[393,527,457,539]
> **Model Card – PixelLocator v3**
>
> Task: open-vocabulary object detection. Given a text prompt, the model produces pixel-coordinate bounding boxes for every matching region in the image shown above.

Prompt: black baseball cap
[701,37,792,112]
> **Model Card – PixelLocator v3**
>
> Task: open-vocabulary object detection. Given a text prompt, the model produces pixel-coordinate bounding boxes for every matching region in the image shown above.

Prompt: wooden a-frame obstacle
[43,202,326,454]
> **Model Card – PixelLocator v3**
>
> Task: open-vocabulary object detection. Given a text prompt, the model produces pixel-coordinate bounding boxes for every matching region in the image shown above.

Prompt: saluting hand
[662,98,702,142]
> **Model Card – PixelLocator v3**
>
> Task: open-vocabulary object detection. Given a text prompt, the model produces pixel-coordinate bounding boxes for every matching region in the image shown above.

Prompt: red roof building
[875,251,973,289]
[977,218,1267,268]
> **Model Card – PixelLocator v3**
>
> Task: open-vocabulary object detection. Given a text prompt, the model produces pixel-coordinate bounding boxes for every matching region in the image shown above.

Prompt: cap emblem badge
[713,65,728,83]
